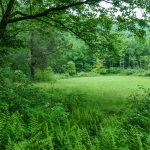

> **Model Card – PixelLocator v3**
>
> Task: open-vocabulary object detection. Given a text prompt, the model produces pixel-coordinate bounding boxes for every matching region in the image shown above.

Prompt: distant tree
[0,0,149,71]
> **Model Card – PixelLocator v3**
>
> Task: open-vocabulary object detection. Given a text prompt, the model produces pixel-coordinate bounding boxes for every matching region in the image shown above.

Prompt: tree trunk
[0,24,8,67]
[0,23,6,43]
[30,32,35,80]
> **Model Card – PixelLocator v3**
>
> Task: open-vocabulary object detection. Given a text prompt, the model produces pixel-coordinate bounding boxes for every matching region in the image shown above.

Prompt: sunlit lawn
[36,76,150,110]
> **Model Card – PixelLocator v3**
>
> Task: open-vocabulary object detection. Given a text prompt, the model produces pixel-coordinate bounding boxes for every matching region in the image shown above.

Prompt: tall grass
[0,76,150,149]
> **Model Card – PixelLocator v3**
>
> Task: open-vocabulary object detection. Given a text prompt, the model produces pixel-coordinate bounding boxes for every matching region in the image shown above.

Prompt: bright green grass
[36,76,150,110]
[37,76,150,99]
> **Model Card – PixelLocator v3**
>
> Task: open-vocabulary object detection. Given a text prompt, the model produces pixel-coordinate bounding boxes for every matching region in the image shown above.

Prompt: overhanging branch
[0,0,4,16]
[10,11,57,28]
[8,0,99,24]
[0,0,16,25]
[46,16,89,44]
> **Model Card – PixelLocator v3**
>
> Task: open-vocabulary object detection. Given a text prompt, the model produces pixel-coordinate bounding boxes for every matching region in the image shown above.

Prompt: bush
[143,70,150,77]
[92,59,107,75]
[121,69,150,77]
[64,61,76,76]
[77,71,100,77]
[107,68,122,74]
[1,68,150,149]
[106,68,150,77]
[35,67,56,83]
[13,70,28,82]
[121,68,135,75]
[122,88,150,150]
[125,88,150,131]
[0,68,29,83]
[55,73,71,79]
[50,103,69,123]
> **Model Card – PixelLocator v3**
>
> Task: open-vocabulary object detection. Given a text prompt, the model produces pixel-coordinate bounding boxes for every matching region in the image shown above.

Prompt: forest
[0,0,150,149]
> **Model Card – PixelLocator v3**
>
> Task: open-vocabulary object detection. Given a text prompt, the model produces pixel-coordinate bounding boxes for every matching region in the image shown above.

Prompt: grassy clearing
[1,76,149,149]
[36,76,150,110]
[33,76,150,149]
[37,75,150,95]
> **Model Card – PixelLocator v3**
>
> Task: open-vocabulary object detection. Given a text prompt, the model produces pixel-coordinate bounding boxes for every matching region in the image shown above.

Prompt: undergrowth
[0,69,150,149]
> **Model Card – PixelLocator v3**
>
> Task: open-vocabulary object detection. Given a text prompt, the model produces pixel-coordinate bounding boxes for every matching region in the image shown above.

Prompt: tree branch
[7,9,91,45]
[8,10,92,46]
[103,0,113,5]
[8,29,29,40]
[10,11,56,28]
[8,0,99,24]
[46,16,89,44]
[10,11,26,18]
[0,0,15,25]
[0,0,4,16]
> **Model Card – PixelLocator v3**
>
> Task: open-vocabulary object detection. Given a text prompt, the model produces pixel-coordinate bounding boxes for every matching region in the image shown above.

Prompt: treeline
[103,37,150,69]
[9,28,150,79]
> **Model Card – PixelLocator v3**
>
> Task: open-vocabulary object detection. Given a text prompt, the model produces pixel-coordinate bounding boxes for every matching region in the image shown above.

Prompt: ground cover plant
[0,0,150,149]
[1,72,150,149]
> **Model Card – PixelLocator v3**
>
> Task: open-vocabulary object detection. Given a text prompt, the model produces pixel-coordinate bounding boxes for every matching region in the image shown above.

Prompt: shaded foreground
[0,76,150,149]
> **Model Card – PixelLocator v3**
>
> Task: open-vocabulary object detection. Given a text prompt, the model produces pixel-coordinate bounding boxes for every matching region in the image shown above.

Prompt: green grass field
[1,76,149,149]
[35,76,150,150]
[37,76,150,109]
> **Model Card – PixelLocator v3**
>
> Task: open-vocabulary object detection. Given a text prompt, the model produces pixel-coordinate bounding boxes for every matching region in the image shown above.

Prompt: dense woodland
[8,28,150,79]
[0,0,150,149]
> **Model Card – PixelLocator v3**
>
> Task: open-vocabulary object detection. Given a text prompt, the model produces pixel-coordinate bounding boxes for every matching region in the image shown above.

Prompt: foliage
[0,75,150,149]
[0,68,29,83]
[35,67,56,83]
[106,68,122,74]
[10,47,30,76]
[55,73,71,79]
[92,59,107,75]
[122,88,150,150]
[107,68,150,77]
[64,61,77,76]
[0,0,150,149]
[63,34,93,72]
[77,71,100,77]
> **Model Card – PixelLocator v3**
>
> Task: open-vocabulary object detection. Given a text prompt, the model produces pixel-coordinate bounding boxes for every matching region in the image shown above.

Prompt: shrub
[106,68,150,77]
[77,71,100,77]
[0,68,28,83]
[55,73,71,79]
[143,70,150,77]
[64,61,76,76]
[76,71,87,77]
[125,88,150,131]
[13,70,28,82]
[122,88,150,150]
[121,68,135,75]
[35,67,56,83]
[1,68,150,149]
[107,68,122,74]
[50,103,69,123]
[92,59,107,75]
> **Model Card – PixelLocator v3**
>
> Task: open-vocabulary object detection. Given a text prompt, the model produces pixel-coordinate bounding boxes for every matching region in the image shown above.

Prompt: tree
[0,0,149,42]
[27,29,67,78]
[0,0,149,71]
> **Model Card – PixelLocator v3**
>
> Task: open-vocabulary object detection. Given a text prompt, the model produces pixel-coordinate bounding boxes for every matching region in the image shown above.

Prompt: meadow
[1,1,150,149]
[37,76,150,111]
[1,75,150,149]
[29,75,150,150]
